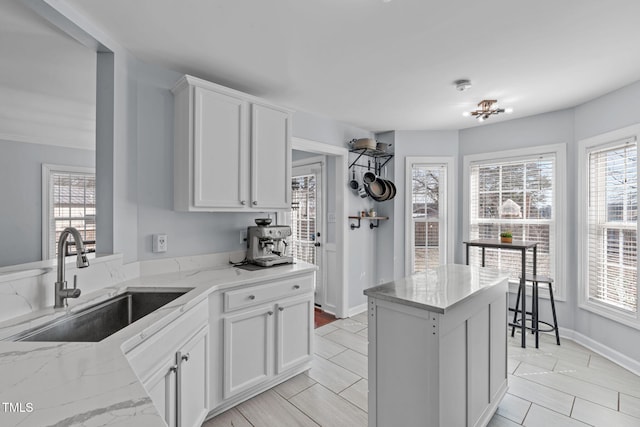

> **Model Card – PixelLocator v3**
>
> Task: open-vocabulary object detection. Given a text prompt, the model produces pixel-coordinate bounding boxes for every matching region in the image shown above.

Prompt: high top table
[463,239,538,348]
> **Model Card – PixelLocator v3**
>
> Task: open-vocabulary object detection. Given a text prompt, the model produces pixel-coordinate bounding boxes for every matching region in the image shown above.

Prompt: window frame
[405,156,456,275]
[463,143,567,300]
[41,163,96,260]
[577,124,640,329]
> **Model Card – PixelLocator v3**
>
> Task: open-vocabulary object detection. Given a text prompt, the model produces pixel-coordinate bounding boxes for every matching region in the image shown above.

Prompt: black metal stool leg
[548,282,561,345]
[511,282,523,337]
[531,281,536,335]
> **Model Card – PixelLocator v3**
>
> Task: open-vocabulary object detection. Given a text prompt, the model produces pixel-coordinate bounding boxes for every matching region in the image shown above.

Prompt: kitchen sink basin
[8,289,192,342]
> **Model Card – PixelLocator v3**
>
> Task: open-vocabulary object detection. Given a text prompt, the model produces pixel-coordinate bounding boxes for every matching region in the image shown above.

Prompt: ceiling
[64,0,640,132]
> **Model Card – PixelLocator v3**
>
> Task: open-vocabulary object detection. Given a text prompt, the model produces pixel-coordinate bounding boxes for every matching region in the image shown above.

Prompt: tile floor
[203,313,640,427]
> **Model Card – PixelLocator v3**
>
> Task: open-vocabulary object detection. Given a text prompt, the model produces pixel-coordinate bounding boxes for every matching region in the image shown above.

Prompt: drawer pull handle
[279,307,284,311]
[169,364,178,374]
[248,295,256,300]
[293,285,300,290]
[181,353,190,362]
[268,311,274,316]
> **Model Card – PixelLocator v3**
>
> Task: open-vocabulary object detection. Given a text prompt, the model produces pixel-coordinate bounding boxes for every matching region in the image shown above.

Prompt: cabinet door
[223,305,274,399]
[178,326,209,427]
[143,358,177,427]
[250,103,291,209]
[276,295,313,374]
[193,86,249,208]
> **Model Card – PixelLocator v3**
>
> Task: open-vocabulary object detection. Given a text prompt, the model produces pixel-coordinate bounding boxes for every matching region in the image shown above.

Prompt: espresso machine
[246,218,293,267]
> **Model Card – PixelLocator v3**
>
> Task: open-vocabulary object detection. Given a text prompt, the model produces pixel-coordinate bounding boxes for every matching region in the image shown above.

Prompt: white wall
[0,1,96,150]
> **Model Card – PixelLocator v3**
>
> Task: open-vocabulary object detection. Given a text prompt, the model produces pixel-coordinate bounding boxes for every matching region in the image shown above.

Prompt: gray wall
[0,1,96,267]
[374,130,459,283]
[458,109,575,331]
[134,60,269,260]
[572,80,640,363]
[458,82,640,363]
[0,140,94,267]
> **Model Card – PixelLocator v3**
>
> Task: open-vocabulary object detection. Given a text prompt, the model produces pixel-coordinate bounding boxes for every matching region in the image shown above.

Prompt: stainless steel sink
[9,289,192,342]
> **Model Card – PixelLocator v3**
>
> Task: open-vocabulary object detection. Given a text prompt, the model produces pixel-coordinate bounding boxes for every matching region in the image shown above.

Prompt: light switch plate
[328,212,336,223]
[153,234,168,253]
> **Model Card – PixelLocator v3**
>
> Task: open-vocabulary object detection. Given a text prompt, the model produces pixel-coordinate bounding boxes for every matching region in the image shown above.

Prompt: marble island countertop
[0,260,316,427]
[364,264,509,313]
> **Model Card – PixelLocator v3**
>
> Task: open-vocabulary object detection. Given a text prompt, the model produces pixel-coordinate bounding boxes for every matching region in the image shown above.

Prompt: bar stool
[509,274,560,348]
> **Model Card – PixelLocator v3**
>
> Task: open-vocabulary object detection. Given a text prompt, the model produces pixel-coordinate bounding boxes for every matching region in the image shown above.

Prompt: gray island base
[364,264,509,427]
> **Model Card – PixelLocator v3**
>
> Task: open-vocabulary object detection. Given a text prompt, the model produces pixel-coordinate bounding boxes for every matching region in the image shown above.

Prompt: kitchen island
[364,264,509,427]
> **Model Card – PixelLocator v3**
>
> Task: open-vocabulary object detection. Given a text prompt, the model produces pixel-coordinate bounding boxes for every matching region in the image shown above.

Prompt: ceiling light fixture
[463,99,513,122]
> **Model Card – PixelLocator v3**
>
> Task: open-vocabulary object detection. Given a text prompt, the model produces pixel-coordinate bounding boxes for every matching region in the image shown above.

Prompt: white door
[223,305,274,399]
[250,103,292,209]
[193,86,248,208]
[275,295,313,374]
[178,327,209,427]
[291,161,325,308]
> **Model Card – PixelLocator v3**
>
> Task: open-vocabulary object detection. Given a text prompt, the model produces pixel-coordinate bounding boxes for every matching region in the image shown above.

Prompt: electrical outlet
[327,212,336,223]
[153,234,168,253]
[240,230,247,245]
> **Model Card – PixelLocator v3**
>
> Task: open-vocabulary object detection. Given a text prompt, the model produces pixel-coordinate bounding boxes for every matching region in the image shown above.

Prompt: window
[291,173,318,265]
[579,129,639,326]
[406,157,455,274]
[42,164,96,259]
[464,144,566,298]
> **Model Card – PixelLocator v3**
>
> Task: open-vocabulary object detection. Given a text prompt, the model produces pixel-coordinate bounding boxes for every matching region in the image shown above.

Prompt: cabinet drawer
[224,275,314,312]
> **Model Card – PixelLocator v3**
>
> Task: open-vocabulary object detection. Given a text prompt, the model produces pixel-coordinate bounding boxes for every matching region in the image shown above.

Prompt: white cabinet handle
[252,201,258,206]
[240,200,246,205]
[169,364,178,374]
[181,353,190,362]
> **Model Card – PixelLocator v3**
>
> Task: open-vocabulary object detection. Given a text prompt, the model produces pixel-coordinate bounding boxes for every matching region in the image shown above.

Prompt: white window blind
[44,167,96,259]
[587,141,637,313]
[410,164,446,272]
[291,174,316,264]
[469,155,555,281]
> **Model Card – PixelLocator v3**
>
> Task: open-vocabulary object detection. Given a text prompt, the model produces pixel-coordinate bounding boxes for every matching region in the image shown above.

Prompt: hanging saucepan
[386,179,397,201]
[349,169,359,190]
[375,178,392,201]
[365,178,387,201]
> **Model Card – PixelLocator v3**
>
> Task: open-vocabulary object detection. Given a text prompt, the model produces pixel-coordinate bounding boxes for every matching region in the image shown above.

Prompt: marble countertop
[364,264,509,313]
[0,261,316,427]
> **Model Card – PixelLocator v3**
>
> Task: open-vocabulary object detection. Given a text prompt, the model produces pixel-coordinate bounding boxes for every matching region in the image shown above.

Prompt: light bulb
[462,111,471,117]
[505,107,514,114]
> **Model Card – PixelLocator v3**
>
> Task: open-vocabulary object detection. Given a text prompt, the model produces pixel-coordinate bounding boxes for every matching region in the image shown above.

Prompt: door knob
[314,242,321,247]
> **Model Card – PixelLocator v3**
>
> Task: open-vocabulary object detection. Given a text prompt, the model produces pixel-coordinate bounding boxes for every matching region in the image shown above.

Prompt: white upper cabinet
[173,75,292,212]
[251,103,292,209]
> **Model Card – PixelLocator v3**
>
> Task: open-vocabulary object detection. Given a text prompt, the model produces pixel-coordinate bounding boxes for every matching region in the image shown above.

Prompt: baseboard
[348,303,368,318]
[559,327,640,376]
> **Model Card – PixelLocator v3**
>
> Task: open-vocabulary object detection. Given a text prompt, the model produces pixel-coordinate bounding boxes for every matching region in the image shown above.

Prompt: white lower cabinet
[223,304,274,398]
[276,296,314,374]
[209,273,314,414]
[126,301,209,427]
